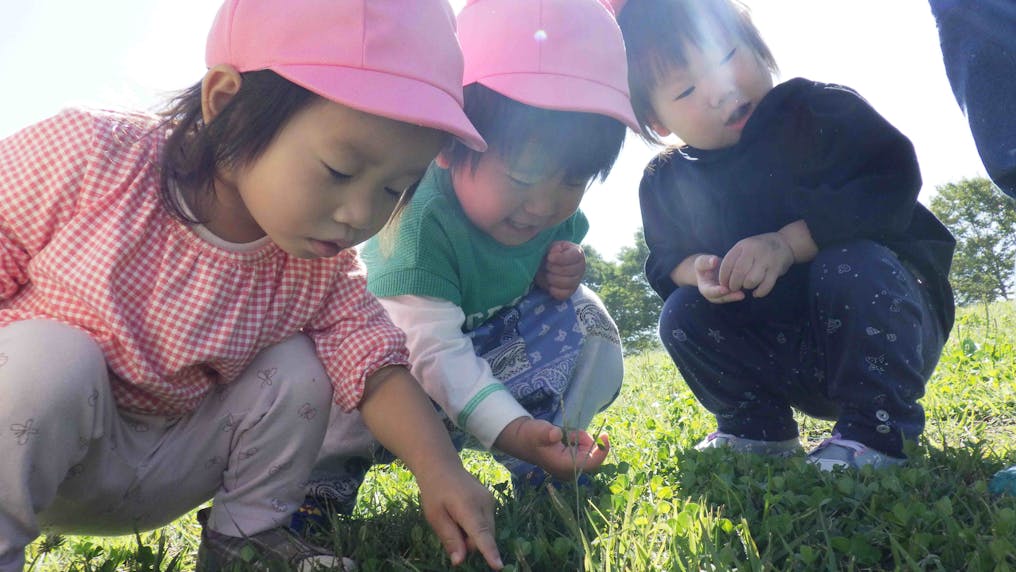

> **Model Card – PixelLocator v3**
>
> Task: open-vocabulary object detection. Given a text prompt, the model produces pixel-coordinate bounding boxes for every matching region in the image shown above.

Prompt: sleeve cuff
[458,384,531,449]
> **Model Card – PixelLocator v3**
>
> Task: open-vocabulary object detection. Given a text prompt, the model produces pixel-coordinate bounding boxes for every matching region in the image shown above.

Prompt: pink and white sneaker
[807,435,906,471]
[694,431,802,457]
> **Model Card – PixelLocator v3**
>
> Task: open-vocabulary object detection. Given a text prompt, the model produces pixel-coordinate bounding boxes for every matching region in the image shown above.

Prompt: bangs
[448,84,626,184]
[619,0,778,143]
[492,106,626,184]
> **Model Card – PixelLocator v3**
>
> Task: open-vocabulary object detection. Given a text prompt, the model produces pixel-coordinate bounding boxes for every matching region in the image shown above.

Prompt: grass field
[25,302,1016,571]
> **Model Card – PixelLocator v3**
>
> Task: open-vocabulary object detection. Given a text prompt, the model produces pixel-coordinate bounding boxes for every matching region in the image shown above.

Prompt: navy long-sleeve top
[640,78,956,330]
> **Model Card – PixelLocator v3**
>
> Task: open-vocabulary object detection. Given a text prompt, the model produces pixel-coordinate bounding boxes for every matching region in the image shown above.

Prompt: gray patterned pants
[0,320,333,572]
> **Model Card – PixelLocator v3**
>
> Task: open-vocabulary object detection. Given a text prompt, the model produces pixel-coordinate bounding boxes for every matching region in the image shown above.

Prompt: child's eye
[674,86,695,101]
[325,164,351,180]
[720,47,737,64]
[508,175,534,188]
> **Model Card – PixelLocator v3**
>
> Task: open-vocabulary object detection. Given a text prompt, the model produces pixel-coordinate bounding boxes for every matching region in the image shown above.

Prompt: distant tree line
[583,229,662,352]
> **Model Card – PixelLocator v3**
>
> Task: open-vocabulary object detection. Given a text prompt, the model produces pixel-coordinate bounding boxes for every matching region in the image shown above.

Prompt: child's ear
[434,149,452,169]
[201,65,244,124]
[649,119,672,138]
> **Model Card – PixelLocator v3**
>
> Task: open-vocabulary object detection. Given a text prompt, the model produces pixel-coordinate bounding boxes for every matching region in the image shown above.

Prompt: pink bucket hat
[458,0,639,131]
[206,0,486,151]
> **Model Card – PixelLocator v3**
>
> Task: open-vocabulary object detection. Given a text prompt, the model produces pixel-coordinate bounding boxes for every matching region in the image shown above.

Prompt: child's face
[647,37,774,150]
[213,98,446,258]
[449,145,586,246]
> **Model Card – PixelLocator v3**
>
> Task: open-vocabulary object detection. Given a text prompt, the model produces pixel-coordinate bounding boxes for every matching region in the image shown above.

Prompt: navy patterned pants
[660,240,948,457]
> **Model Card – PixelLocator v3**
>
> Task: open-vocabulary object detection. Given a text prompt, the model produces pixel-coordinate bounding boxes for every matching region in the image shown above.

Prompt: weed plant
[25,303,1016,571]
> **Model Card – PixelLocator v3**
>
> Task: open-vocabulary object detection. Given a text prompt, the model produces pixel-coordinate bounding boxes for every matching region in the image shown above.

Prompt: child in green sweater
[296,0,639,526]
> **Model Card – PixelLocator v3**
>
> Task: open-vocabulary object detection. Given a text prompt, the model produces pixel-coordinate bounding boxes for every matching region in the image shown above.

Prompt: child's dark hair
[443,83,626,185]
[618,0,779,144]
[158,70,316,223]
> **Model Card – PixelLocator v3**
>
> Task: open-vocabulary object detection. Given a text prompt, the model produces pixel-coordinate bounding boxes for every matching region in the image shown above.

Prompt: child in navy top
[617,0,956,469]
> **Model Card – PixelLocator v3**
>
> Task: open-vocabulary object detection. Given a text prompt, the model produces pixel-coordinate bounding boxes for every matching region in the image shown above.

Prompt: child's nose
[524,193,557,218]
[707,75,737,108]
[334,187,381,230]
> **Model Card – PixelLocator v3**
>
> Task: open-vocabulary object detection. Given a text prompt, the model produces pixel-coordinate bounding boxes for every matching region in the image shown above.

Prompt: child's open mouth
[725,102,753,127]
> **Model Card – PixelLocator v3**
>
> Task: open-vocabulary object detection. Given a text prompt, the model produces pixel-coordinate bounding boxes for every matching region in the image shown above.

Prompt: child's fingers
[429,509,468,566]
[561,428,585,447]
[547,241,582,265]
[470,524,504,570]
[543,269,583,288]
[721,290,747,303]
[705,288,746,304]
[522,418,564,445]
[544,422,564,445]
[742,264,767,291]
[558,431,610,475]
[559,250,585,267]
[580,439,610,471]
[699,283,730,299]
[546,262,585,279]
[718,250,741,288]
[725,255,753,292]
[544,259,585,283]
[753,269,777,298]
[694,254,720,273]
[449,503,503,570]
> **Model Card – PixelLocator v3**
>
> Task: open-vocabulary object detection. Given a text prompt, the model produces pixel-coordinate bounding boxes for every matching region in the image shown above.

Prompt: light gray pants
[0,320,333,572]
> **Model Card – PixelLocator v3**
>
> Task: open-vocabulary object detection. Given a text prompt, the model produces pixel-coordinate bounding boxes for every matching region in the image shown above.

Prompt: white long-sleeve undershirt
[377,295,531,449]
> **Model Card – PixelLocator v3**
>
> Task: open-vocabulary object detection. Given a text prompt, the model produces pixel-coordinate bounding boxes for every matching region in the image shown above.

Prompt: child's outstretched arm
[493,416,610,481]
[359,365,503,570]
[377,295,610,482]
[534,240,586,300]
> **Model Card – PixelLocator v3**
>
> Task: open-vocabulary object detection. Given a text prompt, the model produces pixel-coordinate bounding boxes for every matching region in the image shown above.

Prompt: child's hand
[535,241,586,300]
[357,367,503,569]
[417,464,504,569]
[495,417,610,481]
[718,232,794,298]
[695,254,746,303]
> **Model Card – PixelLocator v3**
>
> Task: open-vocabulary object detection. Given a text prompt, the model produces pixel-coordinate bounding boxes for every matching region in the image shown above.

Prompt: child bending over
[0,0,504,569]
[299,0,638,524]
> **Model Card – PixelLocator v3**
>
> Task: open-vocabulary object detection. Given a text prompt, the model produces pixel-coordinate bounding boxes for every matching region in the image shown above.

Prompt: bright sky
[0,1,986,259]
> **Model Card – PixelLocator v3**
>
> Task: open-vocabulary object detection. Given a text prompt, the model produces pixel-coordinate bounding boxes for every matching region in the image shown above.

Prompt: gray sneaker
[695,431,802,457]
[195,508,355,571]
[807,436,906,471]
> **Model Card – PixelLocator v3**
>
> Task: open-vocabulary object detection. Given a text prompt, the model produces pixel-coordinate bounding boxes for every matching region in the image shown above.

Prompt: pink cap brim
[275,65,487,152]
[477,73,640,132]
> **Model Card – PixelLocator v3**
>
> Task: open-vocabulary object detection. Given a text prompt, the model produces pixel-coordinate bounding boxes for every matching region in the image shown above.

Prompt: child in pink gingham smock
[0,0,504,570]
[0,108,401,416]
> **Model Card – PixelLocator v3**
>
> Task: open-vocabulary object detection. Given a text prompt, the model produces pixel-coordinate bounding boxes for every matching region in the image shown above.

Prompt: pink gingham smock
[0,108,409,416]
